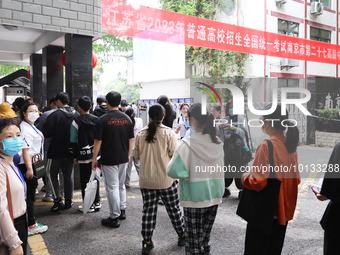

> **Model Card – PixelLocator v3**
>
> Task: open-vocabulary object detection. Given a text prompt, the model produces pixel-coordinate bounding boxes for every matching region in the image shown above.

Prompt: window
[278,78,300,99]
[278,19,299,37]
[311,0,331,9]
[310,27,331,43]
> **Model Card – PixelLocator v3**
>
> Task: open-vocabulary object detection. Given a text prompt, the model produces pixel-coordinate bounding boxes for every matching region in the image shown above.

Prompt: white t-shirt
[19,121,44,164]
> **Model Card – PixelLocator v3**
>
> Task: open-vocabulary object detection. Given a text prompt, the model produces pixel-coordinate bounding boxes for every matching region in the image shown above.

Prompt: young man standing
[70,96,101,213]
[92,91,134,228]
[44,92,80,211]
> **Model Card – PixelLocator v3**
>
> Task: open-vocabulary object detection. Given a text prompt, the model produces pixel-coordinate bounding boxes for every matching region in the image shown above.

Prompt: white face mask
[27,112,39,122]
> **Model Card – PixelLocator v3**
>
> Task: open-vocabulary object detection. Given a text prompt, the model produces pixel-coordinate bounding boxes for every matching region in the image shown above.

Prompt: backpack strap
[265,139,275,178]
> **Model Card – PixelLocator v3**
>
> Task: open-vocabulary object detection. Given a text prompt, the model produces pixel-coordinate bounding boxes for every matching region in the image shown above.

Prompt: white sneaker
[78,205,95,213]
[28,222,48,236]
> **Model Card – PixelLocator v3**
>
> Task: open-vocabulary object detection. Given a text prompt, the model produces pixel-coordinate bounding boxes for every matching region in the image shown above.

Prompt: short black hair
[78,96,92,112]
[0,117,20,134]
[49,97,56,105]
[106,91,121,107]
[120,99,128,107]
[96,95,106,104]
[55,92,69,105]
[13,97,26,110]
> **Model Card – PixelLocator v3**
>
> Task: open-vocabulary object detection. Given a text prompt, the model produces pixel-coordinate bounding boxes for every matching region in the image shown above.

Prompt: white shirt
[19,121,44,164]
[174,115,189,138]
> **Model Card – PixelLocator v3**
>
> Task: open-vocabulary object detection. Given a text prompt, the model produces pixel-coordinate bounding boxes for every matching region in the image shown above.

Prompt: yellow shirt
[134,124,178,189]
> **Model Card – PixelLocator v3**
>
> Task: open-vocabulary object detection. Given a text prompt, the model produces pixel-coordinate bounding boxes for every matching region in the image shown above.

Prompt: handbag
[236,139,282,234]
[32,153,46,179]
[0,169,14,255]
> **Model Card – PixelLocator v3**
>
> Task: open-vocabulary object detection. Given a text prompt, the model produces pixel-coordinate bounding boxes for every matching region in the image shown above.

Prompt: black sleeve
[94,117,104,140]
[43,111,57,138]
[129,122,134,139]
[321,142,340,203]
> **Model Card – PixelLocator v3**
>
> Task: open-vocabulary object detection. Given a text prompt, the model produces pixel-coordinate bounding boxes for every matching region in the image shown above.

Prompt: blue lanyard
[24,120,44,157]
[0,155,26,198]
[181,116,189,131]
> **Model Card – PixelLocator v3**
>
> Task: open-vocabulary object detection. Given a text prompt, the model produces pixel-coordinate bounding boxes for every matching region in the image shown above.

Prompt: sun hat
[0,102,17,118]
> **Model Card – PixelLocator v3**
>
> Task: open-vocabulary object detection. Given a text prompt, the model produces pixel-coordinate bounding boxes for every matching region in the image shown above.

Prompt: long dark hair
[188,103,220,144]
[125,107,135,127]
[146,104,165,143]
[157,95,173,125]
[263,103,299,153]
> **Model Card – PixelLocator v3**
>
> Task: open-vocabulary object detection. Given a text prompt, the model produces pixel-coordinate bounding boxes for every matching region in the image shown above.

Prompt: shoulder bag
[0,170,14,255]
[236,139,281,234]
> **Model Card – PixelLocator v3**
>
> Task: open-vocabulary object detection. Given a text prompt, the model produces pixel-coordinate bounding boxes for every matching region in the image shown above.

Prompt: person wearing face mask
[241,104,300,255]
[174,103,190,139]
[0,118,27,255]
[17,102,48,237]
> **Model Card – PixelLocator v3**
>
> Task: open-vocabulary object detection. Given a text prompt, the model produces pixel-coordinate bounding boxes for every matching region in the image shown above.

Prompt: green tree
[0,64,29,77]
[92,34,132,84]
[160,0,250,103]
[103,77,139,104]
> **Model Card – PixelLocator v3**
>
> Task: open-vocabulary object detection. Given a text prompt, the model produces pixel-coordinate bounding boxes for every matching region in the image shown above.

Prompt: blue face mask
[229,109,234,116]
[1,137,24,156]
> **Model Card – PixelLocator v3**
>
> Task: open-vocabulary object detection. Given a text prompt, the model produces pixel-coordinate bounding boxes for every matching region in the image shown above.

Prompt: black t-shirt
[94,110,134,165]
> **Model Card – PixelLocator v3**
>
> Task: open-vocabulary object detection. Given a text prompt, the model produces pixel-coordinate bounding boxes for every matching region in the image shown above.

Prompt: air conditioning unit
[311,1,323,16]
[276,0,287,7]
[280,58,299,70]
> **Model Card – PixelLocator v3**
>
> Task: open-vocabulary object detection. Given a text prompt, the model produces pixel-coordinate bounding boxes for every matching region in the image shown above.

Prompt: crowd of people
[0,91,338,255]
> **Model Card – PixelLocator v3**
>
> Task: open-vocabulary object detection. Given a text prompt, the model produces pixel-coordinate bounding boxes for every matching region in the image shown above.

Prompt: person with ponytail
[133,104,185,254]
[241,103,300,255]
[168,103,225,255]
[156,95,176,128]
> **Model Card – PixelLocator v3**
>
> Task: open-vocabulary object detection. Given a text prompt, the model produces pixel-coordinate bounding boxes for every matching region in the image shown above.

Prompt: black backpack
[224,130,252,166]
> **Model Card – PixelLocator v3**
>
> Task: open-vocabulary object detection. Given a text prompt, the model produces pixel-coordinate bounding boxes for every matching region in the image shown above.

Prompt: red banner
[102,0,340,65]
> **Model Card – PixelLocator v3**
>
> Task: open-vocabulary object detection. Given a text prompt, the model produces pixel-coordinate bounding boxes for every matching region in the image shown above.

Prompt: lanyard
[24,120,44,157]
[181,116,189,131]
[0,155,26,198]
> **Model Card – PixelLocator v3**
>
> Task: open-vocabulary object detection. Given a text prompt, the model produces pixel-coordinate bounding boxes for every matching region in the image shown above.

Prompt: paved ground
[27,145,333,255]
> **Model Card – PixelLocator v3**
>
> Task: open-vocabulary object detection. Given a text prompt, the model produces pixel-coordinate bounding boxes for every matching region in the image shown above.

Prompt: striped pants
[184,205,218,255]
[140,180,185,242]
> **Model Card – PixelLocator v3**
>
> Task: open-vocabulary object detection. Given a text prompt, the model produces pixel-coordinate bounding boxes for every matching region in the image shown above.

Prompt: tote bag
[236,140,281,234]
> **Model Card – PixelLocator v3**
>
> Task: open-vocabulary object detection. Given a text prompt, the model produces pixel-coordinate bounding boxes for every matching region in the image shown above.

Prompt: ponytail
[202,113,219,144]
[146,120,161,143]
[283,121,299,153]
[146,103,165,143]
[264,105,299,153]
[188,103,220,144]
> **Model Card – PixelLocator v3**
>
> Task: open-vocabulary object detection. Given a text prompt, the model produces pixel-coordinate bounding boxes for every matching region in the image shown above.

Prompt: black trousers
[14,214,28,255]
[18,164,37,226]
[324,230,340,255]
[79,162,100,204]
[244,219,287,255]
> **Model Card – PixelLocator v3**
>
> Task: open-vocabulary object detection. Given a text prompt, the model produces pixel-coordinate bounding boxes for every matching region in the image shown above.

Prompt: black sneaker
[94,202,102,211]
[142,240,154,254]
[101,217,120,228]
[64,199,73,209]
[223,188,231,198]
[119,210,126,220]
[51,198,65,211]
[177,235,185,247]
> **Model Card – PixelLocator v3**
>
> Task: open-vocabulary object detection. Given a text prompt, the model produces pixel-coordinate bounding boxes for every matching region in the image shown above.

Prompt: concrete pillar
[30,54,43,110]
[65,34,93,107]
[42,46,64,107]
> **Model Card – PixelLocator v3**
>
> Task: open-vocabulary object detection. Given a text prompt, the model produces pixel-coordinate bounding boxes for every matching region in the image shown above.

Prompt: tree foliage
[0,64,29,77]
[102,77,139,104]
